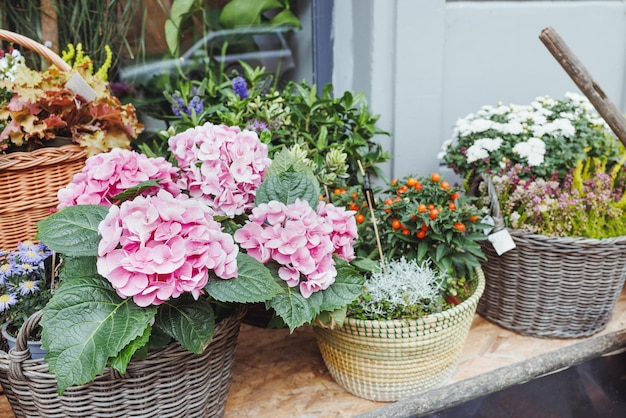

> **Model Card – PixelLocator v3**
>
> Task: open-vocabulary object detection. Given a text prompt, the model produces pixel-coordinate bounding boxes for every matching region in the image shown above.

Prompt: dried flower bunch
[0,44,143,155]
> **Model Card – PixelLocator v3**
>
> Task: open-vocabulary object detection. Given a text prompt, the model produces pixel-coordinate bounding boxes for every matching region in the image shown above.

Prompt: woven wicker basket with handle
[473,173,626,338]
[0,30,87,250]
[0,306,246,418]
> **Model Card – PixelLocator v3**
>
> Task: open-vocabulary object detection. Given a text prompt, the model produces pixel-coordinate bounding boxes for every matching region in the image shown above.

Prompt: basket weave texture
[0,145,86,250]
[314,269,485,402]
[473,173,626,338]
[0,306,246,418]
[478,230,626,338]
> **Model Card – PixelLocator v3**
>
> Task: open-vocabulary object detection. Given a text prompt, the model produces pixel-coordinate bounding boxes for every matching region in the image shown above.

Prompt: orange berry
[391,178,398,186]
[333,188,342,195]
[406,177,417,187]
[454,222,466,232]
[427,203,435,210]
[440,181,450,190]
[448,203,456,211]
[356,214,365,224]
[391,219,402,230]
[429,209,439,220]
[416,230,426,239]
[398,185,409,194]
[469,215,479,222]
[418,204,427,213]
[352,192,358,199]
[384,198,393,206]
[431,173,441,182]
[450,192,460,200]
[411,215,417,221]
[414,182,423,191]
[401,228,410,235]
[349,203,359,211]
[421,223,429,231]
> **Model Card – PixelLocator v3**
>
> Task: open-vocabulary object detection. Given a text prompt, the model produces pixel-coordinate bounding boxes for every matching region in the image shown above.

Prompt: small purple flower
[232,76,249,99]
[188,95,204,116]
[170,92,186,117]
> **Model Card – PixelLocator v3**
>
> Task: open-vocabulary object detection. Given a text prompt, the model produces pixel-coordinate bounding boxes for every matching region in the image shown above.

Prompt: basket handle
[469,173,505,232]
[8,310,44,381]
[0,29,71,72]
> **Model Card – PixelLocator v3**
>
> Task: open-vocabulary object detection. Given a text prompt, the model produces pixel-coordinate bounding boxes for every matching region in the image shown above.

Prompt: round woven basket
[0,145,86,250]
[0,306,246,418]
[314,269,485,402]
[473,174,626,338]
[0,30,87,251]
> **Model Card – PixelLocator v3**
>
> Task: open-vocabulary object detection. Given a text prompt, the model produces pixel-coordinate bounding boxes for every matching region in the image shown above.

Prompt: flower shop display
[440,92,626,338]
[0,241,54,359]
[0,31,144,251]
[314,173,486,401]
[0,120,364,417]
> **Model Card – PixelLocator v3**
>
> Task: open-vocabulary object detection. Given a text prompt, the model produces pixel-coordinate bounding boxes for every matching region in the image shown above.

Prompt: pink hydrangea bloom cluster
[96,190,238,307]
[168,122,272,217]
[233,199,357,298]
[57,148,180,209]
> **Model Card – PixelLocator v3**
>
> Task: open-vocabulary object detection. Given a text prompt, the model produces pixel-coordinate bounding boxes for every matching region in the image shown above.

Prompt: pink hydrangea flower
[233,199,358,298]
[96,190,238,307]
[57,148,180,209]
[168,122,272,217]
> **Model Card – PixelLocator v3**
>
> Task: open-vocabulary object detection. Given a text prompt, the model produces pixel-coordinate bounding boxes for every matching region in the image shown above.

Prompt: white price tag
[481,215,495,235]
[488,229,516,256]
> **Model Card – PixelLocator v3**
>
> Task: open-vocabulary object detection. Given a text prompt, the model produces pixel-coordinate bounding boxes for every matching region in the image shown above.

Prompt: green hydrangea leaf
[314,258,364,313]
[205,253,283,303]
[154,295,215,354]
[59,256,99,280]
[111,179,162,202]
[256,170,320,207]
[108,325,152,374]
[268,280,323,332]
[41,275,157,395]
[36,205,110,257]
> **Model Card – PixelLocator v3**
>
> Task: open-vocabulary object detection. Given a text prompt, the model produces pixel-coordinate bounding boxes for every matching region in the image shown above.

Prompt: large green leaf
[154,295,215,354]
[256,170,320,207]
[36,205,110,257]
[41,275,157,394]
[165,0,202,55]
[268,280,322,332]
[220,0,283,27]
[108,326,152,374]
[267,9,302,29]
[111,179,162,202]
[205,253,283,303]
[313,258,364,313]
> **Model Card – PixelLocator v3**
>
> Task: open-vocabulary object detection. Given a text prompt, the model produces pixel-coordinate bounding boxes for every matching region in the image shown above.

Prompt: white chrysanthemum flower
[513,137,545,166]
[466,143,489,163]
[468,118,493,134]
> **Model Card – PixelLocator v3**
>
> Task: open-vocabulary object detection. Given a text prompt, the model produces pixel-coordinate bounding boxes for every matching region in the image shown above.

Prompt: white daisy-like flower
[468,118,493,134]
[466,143,489,163]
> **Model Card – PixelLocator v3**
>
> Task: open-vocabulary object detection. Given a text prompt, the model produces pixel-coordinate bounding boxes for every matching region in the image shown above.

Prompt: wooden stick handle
[539,26,626,147]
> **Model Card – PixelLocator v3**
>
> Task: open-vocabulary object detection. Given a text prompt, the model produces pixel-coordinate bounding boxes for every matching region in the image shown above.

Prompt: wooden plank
[539,26,626,147]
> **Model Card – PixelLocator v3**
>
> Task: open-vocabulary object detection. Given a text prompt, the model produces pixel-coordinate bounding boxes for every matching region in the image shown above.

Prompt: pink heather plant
[234,199,357,298]
[168,122,272,217]
[96,190,238,307]
[57,148,180,209]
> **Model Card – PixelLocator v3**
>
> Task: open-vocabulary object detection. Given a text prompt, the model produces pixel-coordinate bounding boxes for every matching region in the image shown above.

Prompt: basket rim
[507,227,626,245]
[342,267,485,328]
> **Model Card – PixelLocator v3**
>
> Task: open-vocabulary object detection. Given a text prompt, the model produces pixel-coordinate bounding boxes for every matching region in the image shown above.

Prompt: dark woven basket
[0,306,246,418]
[474,174,626,338]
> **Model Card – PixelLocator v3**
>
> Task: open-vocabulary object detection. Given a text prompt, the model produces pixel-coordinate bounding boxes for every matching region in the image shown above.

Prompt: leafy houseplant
[0,241,54,339]
[140,61,390,191]
[35,121,364,394]
[0,44,143,155]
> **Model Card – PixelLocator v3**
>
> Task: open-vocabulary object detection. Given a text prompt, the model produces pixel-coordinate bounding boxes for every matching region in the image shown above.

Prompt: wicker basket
[474,174,626,338]
[314,268,485,402]
[0,306,246,418]
[0,144,87,250]
[0,30,87,251]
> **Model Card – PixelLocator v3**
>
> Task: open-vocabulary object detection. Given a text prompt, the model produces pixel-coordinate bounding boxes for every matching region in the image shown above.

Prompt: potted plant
[439,92,626,338]
[0,241,54,359]
[0,36,144,251]
[313,173,486,401]
[0,120,364,417]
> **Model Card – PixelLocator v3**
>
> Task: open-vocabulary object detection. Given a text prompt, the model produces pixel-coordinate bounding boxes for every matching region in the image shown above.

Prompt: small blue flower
[232,76,249,99]
[188,95,204,116]
[18,280,40,296]
[170,92,186,117]
[0,293,17,312]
